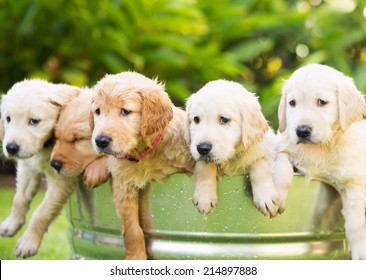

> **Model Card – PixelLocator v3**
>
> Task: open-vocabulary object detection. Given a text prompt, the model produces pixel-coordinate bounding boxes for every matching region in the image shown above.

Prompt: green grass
[0,186,71,260]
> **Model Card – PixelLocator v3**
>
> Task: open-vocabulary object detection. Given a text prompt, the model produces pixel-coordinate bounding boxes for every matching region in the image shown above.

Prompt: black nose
[6,143,20,155]
[95,135,112,149]
[197,143,212,156]
[296,125,312,139]
[50,160,63,172]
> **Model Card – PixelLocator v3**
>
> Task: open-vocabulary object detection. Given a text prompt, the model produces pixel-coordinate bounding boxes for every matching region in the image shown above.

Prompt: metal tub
[68,174,347,259]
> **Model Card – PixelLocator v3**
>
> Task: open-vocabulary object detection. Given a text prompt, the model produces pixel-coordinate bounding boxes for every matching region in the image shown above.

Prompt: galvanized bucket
[68,174,347,259]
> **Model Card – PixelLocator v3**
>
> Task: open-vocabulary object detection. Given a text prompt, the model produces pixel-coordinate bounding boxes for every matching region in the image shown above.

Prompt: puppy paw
[15,231,42,258]
[192,187,218,215]
[348,232,366,260]
[82,157,110,188]
[253,185,280,218]
[0,217,24,237]
[272,152,293,214]
[277,188,289,214]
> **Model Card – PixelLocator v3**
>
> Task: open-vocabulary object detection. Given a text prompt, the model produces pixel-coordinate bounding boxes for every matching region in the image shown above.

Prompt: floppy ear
[89,110,95,131]
[182,112,191,145]
[139,88,173,139]
[48,85,80,108]
[241,94,269,151]
[277,90,287,133]
[337,76,366,132]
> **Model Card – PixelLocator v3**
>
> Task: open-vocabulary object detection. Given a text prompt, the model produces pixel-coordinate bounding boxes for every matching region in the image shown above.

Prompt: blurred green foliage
[1,0,366,128]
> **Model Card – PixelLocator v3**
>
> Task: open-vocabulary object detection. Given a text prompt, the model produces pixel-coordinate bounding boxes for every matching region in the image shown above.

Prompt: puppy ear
[337,76,366,132]
[182,113,191,145]
[182,100,191,145]
[48,85,80,108]
[139,87,173,139]
[241,94,269,151]
[277,90,287,132]
[89,110,95,131]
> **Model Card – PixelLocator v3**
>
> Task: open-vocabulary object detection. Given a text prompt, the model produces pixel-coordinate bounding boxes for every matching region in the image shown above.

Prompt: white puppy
[0,79,79,258]
[278,63,366,259]
[186,80,293,217]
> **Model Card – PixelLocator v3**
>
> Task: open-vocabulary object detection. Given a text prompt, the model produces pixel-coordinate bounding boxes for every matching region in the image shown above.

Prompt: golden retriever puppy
[0,79,80,258]
[90,71,195,259]
[278,63,366,259]
[185,80,293,217]
[50,88,109,188]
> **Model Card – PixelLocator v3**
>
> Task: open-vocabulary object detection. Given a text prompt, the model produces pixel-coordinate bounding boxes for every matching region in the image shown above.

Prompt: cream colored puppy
[186,80,293,217]
[278,63,366,259]
[0,79,79,258]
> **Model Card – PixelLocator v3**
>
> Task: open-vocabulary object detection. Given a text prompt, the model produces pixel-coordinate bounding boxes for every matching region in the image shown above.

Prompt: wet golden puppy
[278,63,366,259]
[186,80,293,217]
[0,79,79,258]
[90,71,195,259]
[51,88,109,187]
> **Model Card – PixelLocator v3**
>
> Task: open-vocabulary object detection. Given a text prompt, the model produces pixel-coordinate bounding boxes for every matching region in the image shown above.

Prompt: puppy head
[51,88,99,176]
[186,80,268,163]
[91,71,173,155]
[1,79,80,159]
[279,64,366,145]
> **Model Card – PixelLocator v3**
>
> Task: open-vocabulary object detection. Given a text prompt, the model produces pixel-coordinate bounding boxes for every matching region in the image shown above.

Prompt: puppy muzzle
[6,142,20,156]
[196,142,215,162]
[296,125,312,144]
[94,135,114,154]
[50,159,63,173]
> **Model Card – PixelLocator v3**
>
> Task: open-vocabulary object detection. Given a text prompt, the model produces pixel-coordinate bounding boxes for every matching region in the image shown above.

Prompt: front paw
[192,188,218,215]
[253,185,280,218]
[0,217,24,237]
[348,230,366,260]
[82,157,110,188]
[15,231,42,258]
[277,188,289,214]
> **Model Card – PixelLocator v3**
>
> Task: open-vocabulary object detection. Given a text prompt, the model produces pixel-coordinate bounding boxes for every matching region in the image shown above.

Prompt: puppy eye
[289,100,296,107]
[121,108,131,116]
[317,99,328,107]
[220,116,231,125]
[29,118,40,126]
[193,116,200,124]
[95,108,100,115]
[6,116,11,123]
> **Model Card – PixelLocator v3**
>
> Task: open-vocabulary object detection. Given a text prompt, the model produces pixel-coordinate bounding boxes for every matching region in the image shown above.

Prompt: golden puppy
[0,79,79,258]
[185,80,293,217]
[90,71,195,259]
[51,88,109,188]
[278,63,366,259]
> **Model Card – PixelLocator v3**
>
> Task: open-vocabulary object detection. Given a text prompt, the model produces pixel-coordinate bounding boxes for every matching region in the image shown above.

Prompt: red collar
[114,131,164,162]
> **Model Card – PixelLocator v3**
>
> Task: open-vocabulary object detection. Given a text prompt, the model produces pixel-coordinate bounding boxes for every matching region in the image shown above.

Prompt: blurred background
[1,0,366,259]
[1,0,366,127]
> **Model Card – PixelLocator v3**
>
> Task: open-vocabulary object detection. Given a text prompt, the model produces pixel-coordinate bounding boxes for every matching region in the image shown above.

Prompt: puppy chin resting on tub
[185,80,293,217]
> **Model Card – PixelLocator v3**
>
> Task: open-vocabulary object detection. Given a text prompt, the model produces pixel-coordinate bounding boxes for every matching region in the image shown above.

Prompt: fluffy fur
[185,80,293,216]
[91,71,195,259]
[0,79,80,258]
[51,88,109,187]
[278,63,366,259]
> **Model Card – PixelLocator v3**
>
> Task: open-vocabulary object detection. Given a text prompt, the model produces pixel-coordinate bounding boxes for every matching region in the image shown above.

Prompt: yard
[0,186,71,260]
